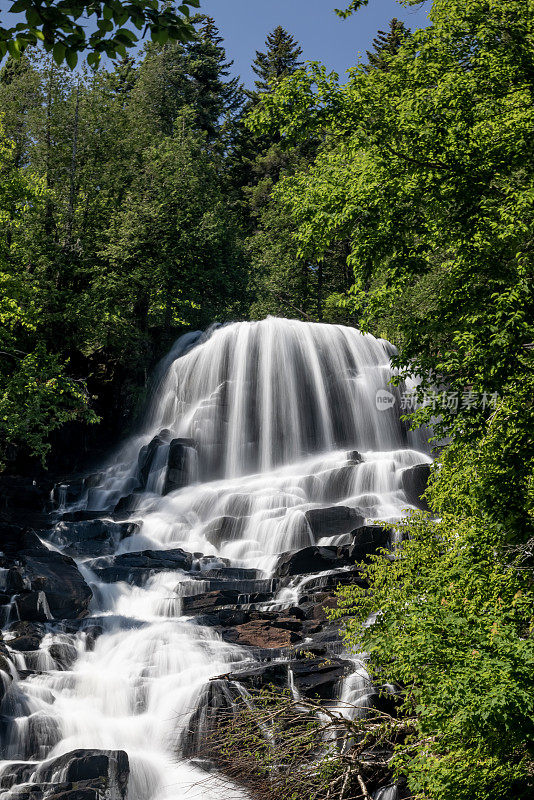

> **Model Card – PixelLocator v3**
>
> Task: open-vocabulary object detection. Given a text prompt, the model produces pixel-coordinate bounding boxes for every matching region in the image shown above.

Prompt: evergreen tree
[365,18,410,72]
[186,16,243,137]
[252,26,303,93]
[132,16,241,140]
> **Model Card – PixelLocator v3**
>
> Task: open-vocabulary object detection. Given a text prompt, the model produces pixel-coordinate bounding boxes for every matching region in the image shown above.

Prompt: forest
[0,1,533,800]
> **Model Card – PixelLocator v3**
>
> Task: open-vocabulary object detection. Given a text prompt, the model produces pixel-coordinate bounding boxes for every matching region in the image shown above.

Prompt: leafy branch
[0,1,200,68]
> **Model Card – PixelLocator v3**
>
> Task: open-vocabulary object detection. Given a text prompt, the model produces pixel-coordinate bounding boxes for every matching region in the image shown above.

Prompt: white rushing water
[0,318,431,800]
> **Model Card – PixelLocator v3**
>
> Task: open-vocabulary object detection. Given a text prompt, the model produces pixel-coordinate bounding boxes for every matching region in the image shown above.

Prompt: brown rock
[222,620,303,648]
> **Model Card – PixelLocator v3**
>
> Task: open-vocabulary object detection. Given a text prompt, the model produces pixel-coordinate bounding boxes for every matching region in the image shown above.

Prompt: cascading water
[0,318,431,800]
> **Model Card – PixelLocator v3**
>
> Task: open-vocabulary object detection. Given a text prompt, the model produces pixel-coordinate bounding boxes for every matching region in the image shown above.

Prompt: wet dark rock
[401,463,431,511]
[34,749,129,800]
[84,472,105,490]
[47,520,139,558]
[112,491,144,518]
[89,548,193,584]
[182,589,244,615]
[52,479,85,508]
[6,621,46,651]
[346,450,363,464]
[0,526,92,620]
[0,524,49,557]
[0,761,37,790]
[49,641,78,670]
[47,788,99,800]
[0,635,14,699]
[194,608,251,628]
[181,678,238,757]
[274,545,354,579]
[197,577,275,596]
[298,566,366,595]
[137,431,172,488]
[369,684,403,718]
[15,591,54,622]
[218,650,352,698]
[319,466,359,503]
[163,438,196,495]
[224,661,289,690]
[300,593,338,622]
[305,506,364,539]
[199,566,264,581]
[275,529,389,582]
[290,657,354,699]
[195,555,231,570]
[0,566,26,593]
[18,550,92,620]
[348,525,390,561]
[203,516,245,548]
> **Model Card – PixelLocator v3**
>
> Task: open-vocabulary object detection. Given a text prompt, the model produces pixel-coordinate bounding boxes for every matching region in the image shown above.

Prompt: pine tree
[252,26,303,93]
[184,15,243,136]
[365,18,410,72]
[132,16,242,139]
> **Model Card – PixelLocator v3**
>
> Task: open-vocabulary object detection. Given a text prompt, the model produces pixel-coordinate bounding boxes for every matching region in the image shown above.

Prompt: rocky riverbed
[0,462,428,800]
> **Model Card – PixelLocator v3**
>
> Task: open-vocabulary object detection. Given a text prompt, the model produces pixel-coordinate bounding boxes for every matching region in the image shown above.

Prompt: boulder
[194,608,251,628]
[34,749,129,800]
[49,641,78,670]
[15,591,54,622]
[290,656,354,699]
[0,524,49,557]
[222,620,303,648]
[0,762,37,790]
[348,525,390,561]
[0,526,92,620]
[47,789,99,800]
[196,577,275,596]
[274,546,352,579]
[48,520,139,558]
[17,550,93,620]
[0,566,26,593]
[52,480,85,508]
[319,466,359,503]
[89,548,193,584]
[7,621,46,651]
[224,661,289,690]
[305,506,364,539]
[296,566,365,595]
[163,438,196,495]
[401,463,431,511]
[301,593,338,622]
[181,677,238,757]
[137,430,172,488]
[203,515,245,548]
[112,492,144,518]
[182,589,243,615]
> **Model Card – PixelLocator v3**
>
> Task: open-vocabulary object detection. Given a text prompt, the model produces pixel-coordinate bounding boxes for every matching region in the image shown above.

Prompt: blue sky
[198,0,431,86]
[0,1,431,85]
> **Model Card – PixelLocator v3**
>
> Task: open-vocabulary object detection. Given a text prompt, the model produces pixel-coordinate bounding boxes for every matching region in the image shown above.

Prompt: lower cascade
[0,318,431,800]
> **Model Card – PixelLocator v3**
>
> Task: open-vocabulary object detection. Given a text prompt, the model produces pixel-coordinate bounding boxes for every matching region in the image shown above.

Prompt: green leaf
[7,39,21,58]
[9,0,30,13]
[52,42,66,65]
[65,48,78,69]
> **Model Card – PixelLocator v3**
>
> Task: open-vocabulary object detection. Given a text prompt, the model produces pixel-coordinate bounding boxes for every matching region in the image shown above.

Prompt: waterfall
[0,318,431,800]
